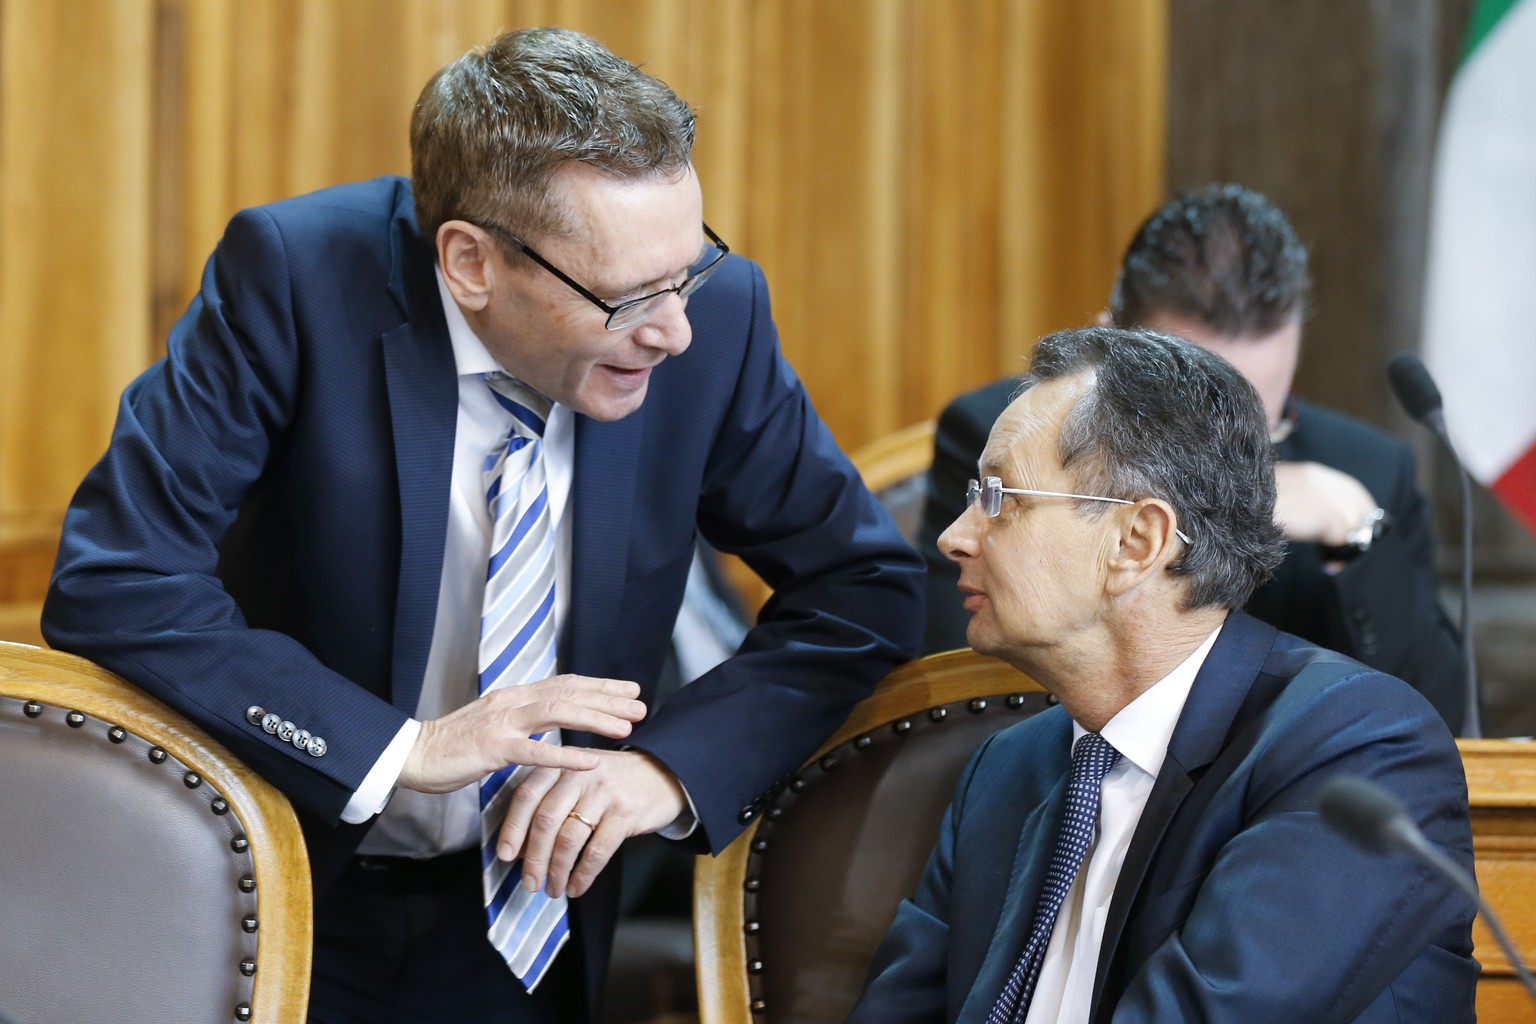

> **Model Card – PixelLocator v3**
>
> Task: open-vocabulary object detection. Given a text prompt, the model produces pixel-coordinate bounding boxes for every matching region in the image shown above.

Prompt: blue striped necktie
[477,371,568,990]
[987,732,1123,1024]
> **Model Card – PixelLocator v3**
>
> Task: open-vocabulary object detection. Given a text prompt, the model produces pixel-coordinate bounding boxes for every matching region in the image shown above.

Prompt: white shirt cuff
[340,719,423,824]
[656,783,700,840]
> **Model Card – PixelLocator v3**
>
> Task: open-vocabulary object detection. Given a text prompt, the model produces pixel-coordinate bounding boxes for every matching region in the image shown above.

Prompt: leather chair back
[695,648,1048,1024]
[0,642,311,1024]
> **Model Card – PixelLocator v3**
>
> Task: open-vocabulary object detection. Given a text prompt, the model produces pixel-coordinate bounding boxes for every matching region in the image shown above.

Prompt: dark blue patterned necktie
[988,732,1123,1024]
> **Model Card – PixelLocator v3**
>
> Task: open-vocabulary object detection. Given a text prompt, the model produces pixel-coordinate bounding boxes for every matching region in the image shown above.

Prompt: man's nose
[633,293,692,355]
[939,504,982,563]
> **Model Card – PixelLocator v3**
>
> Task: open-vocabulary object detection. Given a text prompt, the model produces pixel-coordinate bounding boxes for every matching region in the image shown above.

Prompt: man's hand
[497,749,688,899]
[1273,461,1379,547]
[397,675,646,794]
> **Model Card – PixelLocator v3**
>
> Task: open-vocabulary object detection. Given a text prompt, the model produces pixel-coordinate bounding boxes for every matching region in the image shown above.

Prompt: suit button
[293,729,312,750]
[261,713,281,734]
[306,736,328,757]
[739,807,756,825]
[245,706,266,726]
[277,720,297,742]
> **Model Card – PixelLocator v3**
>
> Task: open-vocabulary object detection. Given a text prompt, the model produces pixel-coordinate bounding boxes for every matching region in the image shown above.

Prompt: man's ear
[437,221,495,312]
[1093,309,1114,327]
[1105,498,1181,597]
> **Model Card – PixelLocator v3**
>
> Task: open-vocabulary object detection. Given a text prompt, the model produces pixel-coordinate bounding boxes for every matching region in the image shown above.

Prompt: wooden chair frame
[694,648,1045,1023]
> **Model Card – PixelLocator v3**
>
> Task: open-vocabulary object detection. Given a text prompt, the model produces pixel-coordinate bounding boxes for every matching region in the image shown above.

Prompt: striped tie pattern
[987,732,1123,1024]
[477,372,568,991]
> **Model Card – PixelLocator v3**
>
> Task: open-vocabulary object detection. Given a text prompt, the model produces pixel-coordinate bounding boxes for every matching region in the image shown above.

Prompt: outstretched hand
[397,675,646,794]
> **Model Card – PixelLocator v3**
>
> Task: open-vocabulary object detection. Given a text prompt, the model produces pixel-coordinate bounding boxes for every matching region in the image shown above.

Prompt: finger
[515,773,585,893]
[539,674,644,702]
[568,813,626,898]
[498,767,560,864]
[546,802,606,897]
[495,740,602,772]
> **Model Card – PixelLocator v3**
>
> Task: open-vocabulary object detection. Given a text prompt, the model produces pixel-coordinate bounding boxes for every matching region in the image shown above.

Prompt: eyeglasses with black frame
[478,221,729,331]
[965,476,1193,545]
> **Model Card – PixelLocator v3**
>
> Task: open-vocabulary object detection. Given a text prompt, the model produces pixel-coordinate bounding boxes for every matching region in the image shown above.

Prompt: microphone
[1319,775,1536,1007]
[1387,352,1481,738]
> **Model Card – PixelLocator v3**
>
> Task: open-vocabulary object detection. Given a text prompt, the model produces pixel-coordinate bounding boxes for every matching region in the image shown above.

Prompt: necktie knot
[483,371,552,439]
[1070,731,1122,785]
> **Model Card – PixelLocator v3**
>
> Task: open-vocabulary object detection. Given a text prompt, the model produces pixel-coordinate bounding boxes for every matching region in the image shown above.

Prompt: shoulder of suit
[1288,396,1412,461]
[939,376,1022,432]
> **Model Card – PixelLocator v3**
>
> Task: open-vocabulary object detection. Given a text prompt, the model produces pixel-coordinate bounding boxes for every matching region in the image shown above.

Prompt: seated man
[919,185,1465,733]
[849,326,1476,1023]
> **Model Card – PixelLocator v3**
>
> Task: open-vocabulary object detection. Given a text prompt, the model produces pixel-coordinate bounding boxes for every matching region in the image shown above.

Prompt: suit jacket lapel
[1089,612,1279,1019]
[563,409,641,684]
[381,199,457,716]
[958,728,1073,1023]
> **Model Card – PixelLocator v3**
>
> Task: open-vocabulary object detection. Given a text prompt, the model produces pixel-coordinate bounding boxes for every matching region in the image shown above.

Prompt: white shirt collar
[1074,621,1224,780]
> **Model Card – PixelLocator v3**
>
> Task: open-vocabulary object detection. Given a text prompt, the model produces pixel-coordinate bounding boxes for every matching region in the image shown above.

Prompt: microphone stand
[1427,410,1481,738]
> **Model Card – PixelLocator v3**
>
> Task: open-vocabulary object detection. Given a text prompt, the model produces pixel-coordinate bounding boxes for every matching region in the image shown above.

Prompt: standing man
[43,27,923,1023]
[850,327,1475,1023]
[920,185,1465,732]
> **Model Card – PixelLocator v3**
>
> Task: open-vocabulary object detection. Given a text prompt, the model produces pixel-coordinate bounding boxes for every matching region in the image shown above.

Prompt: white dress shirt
[1023,624,1222,1024]
[346,270,576,854]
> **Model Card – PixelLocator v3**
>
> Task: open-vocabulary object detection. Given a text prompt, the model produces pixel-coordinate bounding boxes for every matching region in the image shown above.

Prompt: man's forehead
[979,374,1091,476]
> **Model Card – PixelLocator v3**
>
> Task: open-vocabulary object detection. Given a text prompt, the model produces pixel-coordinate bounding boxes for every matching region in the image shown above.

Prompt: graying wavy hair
[1019,325,1284,610]
[410,27,696,248]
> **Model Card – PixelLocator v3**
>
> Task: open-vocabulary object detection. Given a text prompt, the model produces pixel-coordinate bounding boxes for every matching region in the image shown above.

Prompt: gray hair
[410,26,696,247]
[1020,325,1284,610]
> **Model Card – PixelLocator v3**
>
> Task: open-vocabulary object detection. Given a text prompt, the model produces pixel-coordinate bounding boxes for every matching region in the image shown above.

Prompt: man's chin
[573,381,651,422]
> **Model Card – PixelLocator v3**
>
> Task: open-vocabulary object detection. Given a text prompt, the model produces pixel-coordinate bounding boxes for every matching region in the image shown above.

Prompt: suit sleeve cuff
[340,719,422,824]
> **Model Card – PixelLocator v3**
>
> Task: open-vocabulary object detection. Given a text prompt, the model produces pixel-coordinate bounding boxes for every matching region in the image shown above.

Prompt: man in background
[919,184,1465,731]
[44,27,923,1023]
[850,326,1475,1023]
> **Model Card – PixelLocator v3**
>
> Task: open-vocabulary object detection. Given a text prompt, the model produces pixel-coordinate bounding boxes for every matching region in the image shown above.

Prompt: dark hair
[1109,183,1310,336]
[1020,325,1284,610]
[409,27,696,248]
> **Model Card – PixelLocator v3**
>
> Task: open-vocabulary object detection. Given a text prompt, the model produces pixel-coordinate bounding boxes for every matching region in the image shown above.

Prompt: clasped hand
[396,673,686,899]
[1273,461,1379,548]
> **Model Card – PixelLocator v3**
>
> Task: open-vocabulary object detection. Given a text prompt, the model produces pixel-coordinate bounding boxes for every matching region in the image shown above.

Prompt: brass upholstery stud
[235,1002,252,1021]
[751,838,768,853]
[239,876,256,893]
[231,835,249,853]
[184,772,202,789]
[212,797,230,815]
[790,778,806,792]
[744,878,760,893]
[766,806,783,821]
[66,711,85,728]
[750,1000,767,1015]
[148,747,168,764]
[1007,693,1026,708]
[107,726,127,743]
[23,701,43,718]
[819,755,838,771]
[968,698,988,712]
[893,719,912,734]
[748,959,764,974]
[929,707,948,722]
[239,958,256,977]
[241,916,258,933]
[854,734,873,749]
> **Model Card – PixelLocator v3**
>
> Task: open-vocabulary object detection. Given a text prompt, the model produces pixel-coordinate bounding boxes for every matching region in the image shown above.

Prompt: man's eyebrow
[604,236,710,299]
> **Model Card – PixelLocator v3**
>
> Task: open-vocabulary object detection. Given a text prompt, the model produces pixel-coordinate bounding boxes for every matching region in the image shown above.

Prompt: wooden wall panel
[0,0,1165,635]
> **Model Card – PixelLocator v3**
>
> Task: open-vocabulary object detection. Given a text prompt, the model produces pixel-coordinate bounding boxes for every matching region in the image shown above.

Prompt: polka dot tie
[476,372,568,991]
[987,732,1123,1024]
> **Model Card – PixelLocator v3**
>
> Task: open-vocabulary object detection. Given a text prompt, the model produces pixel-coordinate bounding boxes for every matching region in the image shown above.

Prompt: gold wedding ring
[567,810,597,829]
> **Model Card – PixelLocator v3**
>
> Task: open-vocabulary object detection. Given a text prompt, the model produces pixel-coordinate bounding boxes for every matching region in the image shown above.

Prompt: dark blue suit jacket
[42,177,924,998]
[849,613,1477,1023]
